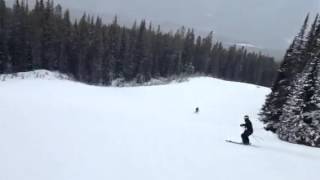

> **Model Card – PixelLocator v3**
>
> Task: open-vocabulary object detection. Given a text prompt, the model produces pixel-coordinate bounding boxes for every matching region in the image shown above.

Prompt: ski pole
[252,135,264,141]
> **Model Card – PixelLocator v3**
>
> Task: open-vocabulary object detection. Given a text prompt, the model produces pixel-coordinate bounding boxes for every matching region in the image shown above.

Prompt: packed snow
[0,71,319,180]
[0,70,71,81]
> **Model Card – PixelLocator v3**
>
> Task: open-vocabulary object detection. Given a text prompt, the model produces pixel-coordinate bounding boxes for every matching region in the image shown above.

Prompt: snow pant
[241,130,252,144]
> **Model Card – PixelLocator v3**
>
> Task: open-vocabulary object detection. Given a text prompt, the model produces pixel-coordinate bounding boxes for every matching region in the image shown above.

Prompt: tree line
[260,14,320,147]
[0,0,277,86]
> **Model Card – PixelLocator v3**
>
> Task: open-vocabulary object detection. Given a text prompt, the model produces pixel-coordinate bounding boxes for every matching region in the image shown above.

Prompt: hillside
[0,71,319,180]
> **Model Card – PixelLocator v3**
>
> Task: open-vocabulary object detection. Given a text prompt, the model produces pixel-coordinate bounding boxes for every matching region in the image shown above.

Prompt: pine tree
[150,25,162,78]
[182,29,195,74]
[119,27,132,81]
[42,0,58,70]
[90,17,104,84]
[58,10,72,74]
[278,53,320,147]
[305,14,319,55]
[134,20,152,83]
[29,0,44,69]
[8,0,31,72]
[200,32,213,73]
[260,15,310,132]
[0,0,8,73]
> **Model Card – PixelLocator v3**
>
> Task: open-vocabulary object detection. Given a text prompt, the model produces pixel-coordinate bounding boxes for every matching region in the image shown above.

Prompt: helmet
[244,115,249,119]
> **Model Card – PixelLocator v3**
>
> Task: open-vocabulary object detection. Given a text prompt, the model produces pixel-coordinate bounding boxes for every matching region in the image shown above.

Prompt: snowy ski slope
[0,71,319,180]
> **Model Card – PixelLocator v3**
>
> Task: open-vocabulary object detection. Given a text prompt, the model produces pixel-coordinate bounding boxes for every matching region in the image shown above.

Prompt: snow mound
[0,70,186,87]
[0,70,72,81]
[111,76,188,87]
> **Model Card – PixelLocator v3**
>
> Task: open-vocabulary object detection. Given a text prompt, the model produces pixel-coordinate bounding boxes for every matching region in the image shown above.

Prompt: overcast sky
[7,0,320,52]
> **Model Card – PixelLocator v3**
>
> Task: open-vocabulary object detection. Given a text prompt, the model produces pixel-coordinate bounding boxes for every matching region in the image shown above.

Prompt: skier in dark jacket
[240,115,253,145]
[195,107,199,113]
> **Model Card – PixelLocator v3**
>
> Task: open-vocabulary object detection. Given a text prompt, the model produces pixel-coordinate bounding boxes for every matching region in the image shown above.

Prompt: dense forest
[260,14,320,147]
[0,0,278,86]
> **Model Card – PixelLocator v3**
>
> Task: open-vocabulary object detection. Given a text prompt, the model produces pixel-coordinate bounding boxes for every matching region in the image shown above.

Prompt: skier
[195,107,199,113]
[240,115,253,145]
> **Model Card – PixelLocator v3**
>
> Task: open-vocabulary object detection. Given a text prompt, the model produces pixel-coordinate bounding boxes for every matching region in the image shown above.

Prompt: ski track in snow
[0,71,319,180]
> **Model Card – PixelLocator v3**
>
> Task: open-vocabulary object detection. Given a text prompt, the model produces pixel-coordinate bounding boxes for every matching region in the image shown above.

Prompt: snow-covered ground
[0,71,319,180]
[0,70,72,81]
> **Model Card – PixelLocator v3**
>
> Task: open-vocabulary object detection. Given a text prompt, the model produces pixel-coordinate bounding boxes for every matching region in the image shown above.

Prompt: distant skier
[240,115,253,145]
[195,107,199,113]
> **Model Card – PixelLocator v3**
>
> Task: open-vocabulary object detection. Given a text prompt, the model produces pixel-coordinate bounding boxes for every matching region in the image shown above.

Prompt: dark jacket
[241,119,253,134]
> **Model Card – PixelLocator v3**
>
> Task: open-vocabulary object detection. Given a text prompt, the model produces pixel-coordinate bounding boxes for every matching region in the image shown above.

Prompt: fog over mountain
[7,0,320,59]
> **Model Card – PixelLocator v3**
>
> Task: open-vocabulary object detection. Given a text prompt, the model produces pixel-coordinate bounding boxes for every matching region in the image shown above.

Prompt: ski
[225,140,258,147]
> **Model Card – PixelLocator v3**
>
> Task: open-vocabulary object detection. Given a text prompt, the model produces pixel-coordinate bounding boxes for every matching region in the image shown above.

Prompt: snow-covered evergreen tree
[260,15,311,132]
[0,0,8,73]
[260,14,320,147]
[278,54,320,147]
